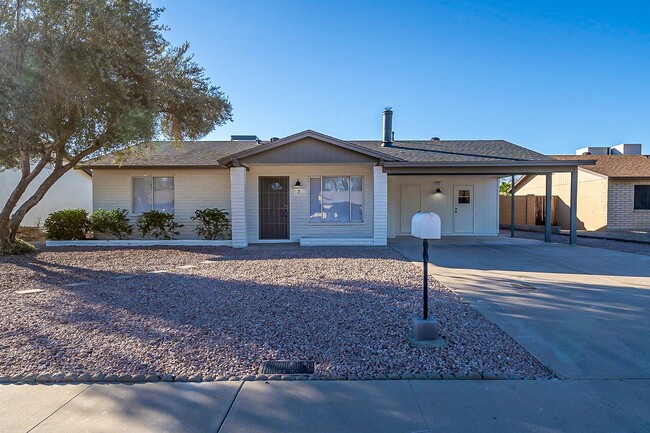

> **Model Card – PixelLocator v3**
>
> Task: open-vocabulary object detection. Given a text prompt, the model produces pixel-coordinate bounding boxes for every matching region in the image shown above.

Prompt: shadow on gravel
[1,247,549,378]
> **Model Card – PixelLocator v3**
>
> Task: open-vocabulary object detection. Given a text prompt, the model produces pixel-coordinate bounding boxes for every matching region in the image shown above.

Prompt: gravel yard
[0,246,551,379]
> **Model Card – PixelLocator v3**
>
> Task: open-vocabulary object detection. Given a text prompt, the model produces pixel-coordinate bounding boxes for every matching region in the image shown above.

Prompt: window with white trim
[132,177,175,213]
[309,176,363,223]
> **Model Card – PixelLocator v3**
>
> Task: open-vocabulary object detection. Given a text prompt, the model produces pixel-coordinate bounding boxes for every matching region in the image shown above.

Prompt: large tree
[0,0,232,252]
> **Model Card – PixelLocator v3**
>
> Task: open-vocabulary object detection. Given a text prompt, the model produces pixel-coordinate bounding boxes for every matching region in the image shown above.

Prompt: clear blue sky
[151,0,650,154]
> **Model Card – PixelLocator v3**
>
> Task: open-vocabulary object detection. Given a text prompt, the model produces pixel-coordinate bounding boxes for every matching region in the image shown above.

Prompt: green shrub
[1,238,36,255]
[91,209,133,239]
[136,210,183,239]
[43,209,91,240]
[192,208,231,240]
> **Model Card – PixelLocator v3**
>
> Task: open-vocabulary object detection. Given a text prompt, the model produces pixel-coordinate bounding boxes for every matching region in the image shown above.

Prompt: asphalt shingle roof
[87,140,260,167]
[86,136,551,167]
[553,154,650,178]
[349,140,551,162]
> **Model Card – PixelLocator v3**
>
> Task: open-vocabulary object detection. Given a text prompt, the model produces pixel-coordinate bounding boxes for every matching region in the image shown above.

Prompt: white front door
[453,185,474,233]
[400,185,421,234]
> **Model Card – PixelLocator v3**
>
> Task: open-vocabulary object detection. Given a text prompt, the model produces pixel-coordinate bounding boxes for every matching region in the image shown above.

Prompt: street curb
[0,372,553,384]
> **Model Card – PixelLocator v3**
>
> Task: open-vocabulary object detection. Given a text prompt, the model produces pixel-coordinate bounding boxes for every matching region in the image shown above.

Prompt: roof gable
[218,130,402,166]
[552,155,650,178]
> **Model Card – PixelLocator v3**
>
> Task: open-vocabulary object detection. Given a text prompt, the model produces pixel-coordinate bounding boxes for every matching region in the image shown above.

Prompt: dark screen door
[259,177,289,239]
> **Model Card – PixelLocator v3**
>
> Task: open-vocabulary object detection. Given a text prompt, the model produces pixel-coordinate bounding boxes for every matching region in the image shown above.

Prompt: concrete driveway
[390,236,650,380]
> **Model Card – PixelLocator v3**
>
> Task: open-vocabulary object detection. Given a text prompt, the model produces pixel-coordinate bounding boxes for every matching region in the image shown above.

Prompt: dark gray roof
[87,140,260,167]
[349,140,551,162]
[86,132,551,168]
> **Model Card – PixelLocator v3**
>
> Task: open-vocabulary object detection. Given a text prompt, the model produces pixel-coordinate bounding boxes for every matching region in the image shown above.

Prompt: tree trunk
[0,155,49,250]
[7,145,101,243]
[8,166,68,242]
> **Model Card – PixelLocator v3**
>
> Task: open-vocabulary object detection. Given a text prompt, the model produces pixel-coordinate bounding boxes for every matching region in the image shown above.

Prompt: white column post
[230,167,248,248]
[373,165,388,246]
[569,168,578,245]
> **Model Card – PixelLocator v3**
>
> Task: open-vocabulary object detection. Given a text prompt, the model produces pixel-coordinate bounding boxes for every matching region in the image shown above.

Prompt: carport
[383,159,595,244]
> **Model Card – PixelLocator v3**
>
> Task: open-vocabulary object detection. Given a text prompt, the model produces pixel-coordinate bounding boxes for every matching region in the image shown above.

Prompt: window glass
[309,178,322,222]
[153,177,174,213]
[350,176,363,222]
[310,176,363,223]
[322,177,350,222]
[133,177,174,213]
[458,189,471,204]
[634,185,650,210]
[133,177,153,213]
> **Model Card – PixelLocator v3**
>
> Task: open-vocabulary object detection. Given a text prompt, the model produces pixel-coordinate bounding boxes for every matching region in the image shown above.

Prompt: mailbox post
[410,212,443,343]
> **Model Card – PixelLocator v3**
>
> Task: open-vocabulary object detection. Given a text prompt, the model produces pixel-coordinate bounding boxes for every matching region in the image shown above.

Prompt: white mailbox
[411,212,441,240]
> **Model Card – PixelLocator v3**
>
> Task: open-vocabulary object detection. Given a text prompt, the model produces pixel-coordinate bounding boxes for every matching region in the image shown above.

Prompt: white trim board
[299,238,376,246]
[46,240,232,247]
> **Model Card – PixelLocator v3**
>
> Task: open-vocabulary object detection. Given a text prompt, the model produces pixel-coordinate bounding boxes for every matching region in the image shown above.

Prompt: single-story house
[0,164,92,227]
[86,110,588,247]
[515,145,650,231]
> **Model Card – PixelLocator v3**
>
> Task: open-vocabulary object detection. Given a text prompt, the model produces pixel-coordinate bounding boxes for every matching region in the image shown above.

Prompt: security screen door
[259,177,290,239]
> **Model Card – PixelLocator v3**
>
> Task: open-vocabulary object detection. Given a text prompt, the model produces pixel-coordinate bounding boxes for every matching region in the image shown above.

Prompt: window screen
[634,185,650,210]
[309,176,363,223]
[133,177,174,213]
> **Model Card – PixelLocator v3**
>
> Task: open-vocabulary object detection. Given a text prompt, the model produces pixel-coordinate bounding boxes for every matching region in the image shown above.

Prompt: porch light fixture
[293,179,303,194]
[434,181,442,194]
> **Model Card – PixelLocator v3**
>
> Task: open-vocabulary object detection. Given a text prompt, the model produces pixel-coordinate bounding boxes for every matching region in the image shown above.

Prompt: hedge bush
[1,238,36,255]
[43,209,91,240]
[192,208,231,240]
[136,210,183,239]
[91,209,133,239]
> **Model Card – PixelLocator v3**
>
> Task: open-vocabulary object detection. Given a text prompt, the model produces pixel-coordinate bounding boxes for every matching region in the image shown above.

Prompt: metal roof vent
[231,135,260,141]
[381,108,393,147]
[269,137,280,143]
[431,137,440,141]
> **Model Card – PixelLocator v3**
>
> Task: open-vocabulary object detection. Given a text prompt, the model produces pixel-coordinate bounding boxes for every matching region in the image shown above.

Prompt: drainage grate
[259,360,315,375]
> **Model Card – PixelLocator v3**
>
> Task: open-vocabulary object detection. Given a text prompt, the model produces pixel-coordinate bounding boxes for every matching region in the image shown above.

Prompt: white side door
[400,185,421,234]
[453,185,474,233]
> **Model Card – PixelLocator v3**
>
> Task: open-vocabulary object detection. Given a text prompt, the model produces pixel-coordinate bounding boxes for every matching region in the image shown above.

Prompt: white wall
[245,164,375,242]
[92,168,230,239]
[387,175,500,237]
[0,166,92,227]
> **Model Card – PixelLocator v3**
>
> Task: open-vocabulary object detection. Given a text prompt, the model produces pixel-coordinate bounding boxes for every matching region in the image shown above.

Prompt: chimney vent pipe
[382,108,393,147]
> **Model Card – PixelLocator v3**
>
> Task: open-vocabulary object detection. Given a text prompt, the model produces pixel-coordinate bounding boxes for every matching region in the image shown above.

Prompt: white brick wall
[92,168,230,239]
[373,165,388,245]
[608,180,650,230]
[230,167,248,247]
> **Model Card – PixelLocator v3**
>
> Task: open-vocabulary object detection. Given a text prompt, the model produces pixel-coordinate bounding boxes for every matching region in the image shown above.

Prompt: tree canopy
[0,0,232,251]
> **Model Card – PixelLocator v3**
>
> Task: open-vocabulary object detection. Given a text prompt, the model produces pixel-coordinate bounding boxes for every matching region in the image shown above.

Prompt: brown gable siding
[240,137,378,164]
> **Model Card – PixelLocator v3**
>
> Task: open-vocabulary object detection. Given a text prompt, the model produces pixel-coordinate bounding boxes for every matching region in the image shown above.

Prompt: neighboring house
[86,110,584,246]
[515,145,650,231]
[0,165,92,227]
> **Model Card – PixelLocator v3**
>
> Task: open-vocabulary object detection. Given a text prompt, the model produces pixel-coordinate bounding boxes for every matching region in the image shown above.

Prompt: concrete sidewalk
[2,379,649,433]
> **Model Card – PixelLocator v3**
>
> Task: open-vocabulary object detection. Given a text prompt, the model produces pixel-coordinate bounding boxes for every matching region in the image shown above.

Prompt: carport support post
[545,174,552,242]
[510,175,516,238]
[570,168,578,245]
[422,239,429,320]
